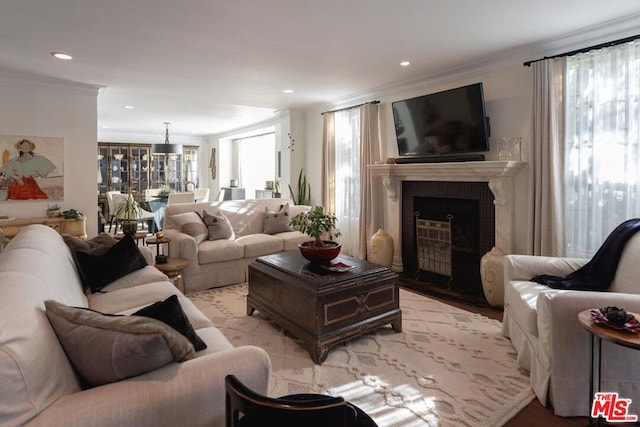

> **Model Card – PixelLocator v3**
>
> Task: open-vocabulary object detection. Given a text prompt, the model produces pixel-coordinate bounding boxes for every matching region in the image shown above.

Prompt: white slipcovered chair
[167,191,195,204]
[193,187,210,203]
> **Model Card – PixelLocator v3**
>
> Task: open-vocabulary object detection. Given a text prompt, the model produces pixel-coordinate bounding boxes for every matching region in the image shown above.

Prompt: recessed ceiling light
[123,105,135,110]
[51,52,73,60]
[282,89,294,94]
[400,61,411,67]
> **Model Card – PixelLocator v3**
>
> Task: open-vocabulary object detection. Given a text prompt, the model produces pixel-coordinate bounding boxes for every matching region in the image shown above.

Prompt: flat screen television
[392,82,490,162]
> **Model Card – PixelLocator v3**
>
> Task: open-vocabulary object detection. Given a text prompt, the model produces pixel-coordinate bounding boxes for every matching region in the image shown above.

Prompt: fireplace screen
[415,213,453,278]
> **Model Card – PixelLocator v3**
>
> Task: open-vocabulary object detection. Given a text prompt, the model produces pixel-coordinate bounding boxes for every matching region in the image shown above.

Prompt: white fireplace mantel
[368,160,525,271]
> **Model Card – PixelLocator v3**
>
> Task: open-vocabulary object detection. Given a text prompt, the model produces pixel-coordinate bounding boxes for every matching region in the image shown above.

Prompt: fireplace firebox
[402,181,495,296]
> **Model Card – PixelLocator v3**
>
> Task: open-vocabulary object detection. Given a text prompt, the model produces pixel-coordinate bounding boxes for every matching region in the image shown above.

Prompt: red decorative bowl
[298,241,341,263]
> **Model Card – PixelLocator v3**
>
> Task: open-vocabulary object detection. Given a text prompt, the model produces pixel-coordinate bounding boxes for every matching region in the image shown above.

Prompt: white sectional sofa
[162,198,311,294]
[502,231,640,417]
[0,225,271,427]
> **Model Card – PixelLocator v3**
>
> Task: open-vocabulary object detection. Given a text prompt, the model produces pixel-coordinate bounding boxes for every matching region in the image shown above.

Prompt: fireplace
[402,181,495,295]
[367,161,525,304]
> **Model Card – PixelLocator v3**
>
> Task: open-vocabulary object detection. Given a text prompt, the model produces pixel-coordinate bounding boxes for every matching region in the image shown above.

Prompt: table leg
[589,334,602,427]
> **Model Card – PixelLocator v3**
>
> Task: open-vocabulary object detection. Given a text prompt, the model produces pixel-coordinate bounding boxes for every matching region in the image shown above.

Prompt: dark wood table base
[248,252,402,364]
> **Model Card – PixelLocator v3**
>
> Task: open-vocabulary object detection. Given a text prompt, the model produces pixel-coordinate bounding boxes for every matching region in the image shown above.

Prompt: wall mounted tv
[392,82,490,163]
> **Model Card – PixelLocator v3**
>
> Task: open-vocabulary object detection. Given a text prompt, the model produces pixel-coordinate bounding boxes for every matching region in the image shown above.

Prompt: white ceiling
[1,0,640,138]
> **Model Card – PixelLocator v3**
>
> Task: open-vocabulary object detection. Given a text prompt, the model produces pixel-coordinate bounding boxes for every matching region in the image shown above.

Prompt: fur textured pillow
[263,203,294,235]
[74,234,148,293]
[170,211,208,244]
[202,210,235,241]
[45,300,194,388]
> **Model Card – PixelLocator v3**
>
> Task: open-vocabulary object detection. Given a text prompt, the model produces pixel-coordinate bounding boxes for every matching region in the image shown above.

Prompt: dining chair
[193,187,210,203]
[225,374,377,427]
[167,192,195,204]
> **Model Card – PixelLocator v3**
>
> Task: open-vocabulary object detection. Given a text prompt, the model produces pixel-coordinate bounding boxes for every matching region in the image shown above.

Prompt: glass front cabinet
[98,143,151,196]
[98,142,199,195]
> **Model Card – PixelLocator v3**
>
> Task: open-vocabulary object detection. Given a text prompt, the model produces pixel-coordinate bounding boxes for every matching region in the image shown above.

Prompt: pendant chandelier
[152,122,181,154]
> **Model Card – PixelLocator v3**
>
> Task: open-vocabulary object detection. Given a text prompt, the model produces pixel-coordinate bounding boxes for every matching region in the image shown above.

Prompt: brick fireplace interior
[401,181,495,297]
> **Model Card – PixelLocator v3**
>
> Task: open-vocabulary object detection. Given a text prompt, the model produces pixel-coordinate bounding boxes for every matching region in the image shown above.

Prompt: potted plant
[112,193,141,235]
[46,204,61,218]
[273,178,281,198]
[290,205,342,263]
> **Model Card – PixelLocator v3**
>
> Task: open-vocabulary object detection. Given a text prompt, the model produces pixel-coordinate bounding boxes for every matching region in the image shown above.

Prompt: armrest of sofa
[162,229,198,264]
[536,290,640,416]
[503,254,588,283]
[29,345,271,427]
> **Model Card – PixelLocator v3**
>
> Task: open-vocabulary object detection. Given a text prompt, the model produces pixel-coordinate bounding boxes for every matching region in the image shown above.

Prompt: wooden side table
[114,232,147,245]
[155,257,189,293]
[578,310,640,425]
[146,236,171,257]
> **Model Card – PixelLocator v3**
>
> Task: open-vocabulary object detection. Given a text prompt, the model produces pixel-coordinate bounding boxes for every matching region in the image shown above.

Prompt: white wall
[0,72,100,236]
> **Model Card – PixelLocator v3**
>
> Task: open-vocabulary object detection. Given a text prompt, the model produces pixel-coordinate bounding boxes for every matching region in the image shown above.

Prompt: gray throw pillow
[263,203,294,235]
[171,211,207,243]
[45,300,195,389]
[202,210,235,241]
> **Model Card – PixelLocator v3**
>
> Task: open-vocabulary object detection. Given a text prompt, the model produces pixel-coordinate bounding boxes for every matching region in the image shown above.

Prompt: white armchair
[502,232,640,417]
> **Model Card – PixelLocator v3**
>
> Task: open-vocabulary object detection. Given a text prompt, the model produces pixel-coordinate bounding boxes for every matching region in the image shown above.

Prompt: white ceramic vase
[370,228,394,267]
[480,246,505,307]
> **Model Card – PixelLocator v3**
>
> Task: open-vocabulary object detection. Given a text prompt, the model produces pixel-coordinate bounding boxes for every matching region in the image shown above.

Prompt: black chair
[225,374,378,427]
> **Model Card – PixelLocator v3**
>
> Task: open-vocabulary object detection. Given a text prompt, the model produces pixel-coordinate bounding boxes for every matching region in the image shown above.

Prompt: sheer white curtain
[564,42,640,257]
[322,103,380,259]
[237,133,275,199]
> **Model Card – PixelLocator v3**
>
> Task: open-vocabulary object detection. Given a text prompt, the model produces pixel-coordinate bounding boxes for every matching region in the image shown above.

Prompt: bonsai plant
[290,205,342,263]
[112,193,141,234]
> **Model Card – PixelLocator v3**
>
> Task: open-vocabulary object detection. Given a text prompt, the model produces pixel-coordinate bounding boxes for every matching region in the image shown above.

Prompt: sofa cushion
[263,203,294,235]
[276,230,311,251]
[75,234,148,293]
[236,234,284,258]
[133,295,207,351]
[171,211,207,244]
[198,239,245,264]
[45,300,194,388]
[202,210,235,241]
[504,280,550,337]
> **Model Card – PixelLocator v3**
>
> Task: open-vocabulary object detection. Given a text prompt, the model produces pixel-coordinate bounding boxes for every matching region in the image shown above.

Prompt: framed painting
[0,134,64,201]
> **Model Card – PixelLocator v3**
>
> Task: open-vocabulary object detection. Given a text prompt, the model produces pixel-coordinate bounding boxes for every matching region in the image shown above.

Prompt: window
[334,108,361,256]
[236,133,276,199]
[564,41,640,257]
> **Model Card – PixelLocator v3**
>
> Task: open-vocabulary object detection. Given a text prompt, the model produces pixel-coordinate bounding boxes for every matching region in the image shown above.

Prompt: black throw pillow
[133,295,207,351]
[75,234,148,293]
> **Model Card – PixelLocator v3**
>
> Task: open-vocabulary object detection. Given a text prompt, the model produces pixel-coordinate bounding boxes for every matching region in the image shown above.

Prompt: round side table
[155,257,189,293]
[578,310,640,425]
[146,236,171,257]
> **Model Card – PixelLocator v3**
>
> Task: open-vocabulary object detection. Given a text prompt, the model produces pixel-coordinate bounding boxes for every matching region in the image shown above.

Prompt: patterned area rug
[188,283,534,427]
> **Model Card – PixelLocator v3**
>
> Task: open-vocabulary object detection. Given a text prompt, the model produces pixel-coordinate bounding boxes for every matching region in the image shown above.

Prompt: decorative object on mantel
[498,137,522,161]
[480,246,506,307]
[370,228,393,267]
[290,205,342,264]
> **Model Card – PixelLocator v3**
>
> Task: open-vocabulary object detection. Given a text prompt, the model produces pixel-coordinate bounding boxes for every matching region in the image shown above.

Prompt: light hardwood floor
[399,275,590,426]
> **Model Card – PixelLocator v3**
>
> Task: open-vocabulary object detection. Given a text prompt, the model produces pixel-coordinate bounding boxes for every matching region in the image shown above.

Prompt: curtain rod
[321,100,380,115]
[523,33,640,67]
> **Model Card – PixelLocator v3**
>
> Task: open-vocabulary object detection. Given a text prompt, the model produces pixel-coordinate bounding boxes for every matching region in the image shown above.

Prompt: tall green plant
[288,169,311,205]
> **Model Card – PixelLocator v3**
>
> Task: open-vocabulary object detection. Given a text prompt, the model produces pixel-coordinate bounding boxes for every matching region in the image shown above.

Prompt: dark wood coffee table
[247,251,401,364]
